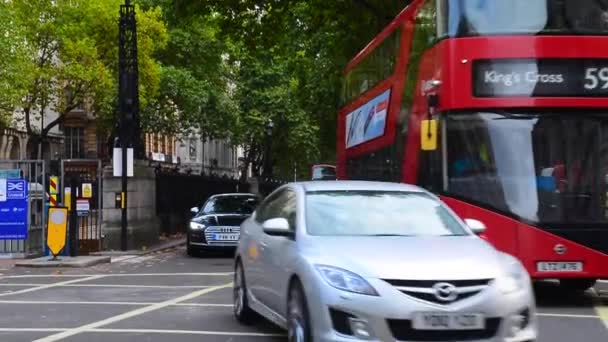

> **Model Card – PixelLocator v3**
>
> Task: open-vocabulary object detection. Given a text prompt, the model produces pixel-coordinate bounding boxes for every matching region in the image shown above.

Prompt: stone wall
[101,161,160,251]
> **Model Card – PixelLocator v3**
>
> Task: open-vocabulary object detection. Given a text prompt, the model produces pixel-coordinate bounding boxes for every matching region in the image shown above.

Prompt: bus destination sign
[473,59,608,98]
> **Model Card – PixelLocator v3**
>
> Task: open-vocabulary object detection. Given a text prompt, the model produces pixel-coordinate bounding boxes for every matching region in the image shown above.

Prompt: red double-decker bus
[337,0,608,291]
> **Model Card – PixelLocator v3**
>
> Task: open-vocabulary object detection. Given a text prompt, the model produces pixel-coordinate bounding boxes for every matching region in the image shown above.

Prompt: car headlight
[315,265,378,296]
[189,222,206,230]
[496,256,528,294]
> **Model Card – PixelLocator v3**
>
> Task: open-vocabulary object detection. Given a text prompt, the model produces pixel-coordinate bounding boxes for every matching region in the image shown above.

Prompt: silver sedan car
[233,181,537,342]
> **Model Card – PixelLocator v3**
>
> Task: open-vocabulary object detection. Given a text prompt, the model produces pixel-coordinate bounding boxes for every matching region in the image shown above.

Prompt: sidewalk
[90,234,186,256]
[14,234,186,268]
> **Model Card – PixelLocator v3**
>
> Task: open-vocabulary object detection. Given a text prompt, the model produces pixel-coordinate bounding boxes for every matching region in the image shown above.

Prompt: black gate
[61,159,102,254]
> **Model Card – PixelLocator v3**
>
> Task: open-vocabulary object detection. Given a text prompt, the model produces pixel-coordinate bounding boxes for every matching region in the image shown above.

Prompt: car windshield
[305,190,469,236]
[446,111,608,226]
[443,0,608,37]
[201,196,258,215]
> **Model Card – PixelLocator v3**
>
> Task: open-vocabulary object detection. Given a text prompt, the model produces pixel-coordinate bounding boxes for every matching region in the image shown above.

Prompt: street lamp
[263,119,274,180]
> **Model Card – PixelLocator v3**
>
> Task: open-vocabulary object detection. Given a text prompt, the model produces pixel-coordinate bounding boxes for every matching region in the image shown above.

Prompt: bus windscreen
[444,0,608,37]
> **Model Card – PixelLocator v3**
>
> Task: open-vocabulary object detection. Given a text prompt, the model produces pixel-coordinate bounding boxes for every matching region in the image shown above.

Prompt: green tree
[136,0,408,179]
[7,0,167,158]
[172,0,408,178]
[0,1,32,129]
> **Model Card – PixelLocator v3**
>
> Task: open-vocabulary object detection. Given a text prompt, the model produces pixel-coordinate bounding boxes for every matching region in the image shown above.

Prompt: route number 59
[584,68,608,90]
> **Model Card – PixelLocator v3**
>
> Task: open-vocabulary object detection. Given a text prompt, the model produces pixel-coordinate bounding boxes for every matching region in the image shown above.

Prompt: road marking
[0,283,218,289]
[0,327,283,337]
[537,312,600,319]
[0,275,104,297]
[88,328,285,337]
[33,282,233,342]
[0,300,233,307]
[590,287,608,330]
[596,308,608,330]
[0,272,233,279]
[0,328,64,332]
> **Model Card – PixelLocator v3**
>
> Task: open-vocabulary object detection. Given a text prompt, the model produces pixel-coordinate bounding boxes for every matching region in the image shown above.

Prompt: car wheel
[234,261,256,324]
[287,280,312,342]
[560,278,597,292]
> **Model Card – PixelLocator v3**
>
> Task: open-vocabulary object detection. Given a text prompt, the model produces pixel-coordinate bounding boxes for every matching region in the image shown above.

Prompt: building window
[64,127,85,159]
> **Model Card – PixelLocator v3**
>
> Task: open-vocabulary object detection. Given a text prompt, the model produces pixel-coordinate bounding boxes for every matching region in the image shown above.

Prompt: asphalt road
[0,246,606,342]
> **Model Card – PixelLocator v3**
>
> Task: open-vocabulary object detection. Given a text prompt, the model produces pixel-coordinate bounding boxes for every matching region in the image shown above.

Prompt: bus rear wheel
[559,278,597,292]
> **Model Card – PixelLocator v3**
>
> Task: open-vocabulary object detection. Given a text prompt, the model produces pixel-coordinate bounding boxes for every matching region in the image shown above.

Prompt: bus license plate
[213,233,239,241]
[537,262,583,272]
[412,313,485,330]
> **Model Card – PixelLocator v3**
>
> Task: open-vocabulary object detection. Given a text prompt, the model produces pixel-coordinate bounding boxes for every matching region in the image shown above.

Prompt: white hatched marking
[33,282,232,342]
[0,275,104,297]
[0,327,283,337]
[0,272,232,279]
[0,300,233,307]
[0,283,216,289]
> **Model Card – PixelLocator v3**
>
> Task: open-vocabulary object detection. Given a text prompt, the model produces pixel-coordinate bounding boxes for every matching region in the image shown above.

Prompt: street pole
[118,0,139,251]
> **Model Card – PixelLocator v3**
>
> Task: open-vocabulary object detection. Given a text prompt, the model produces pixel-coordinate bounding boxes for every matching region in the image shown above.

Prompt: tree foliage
[200,0,407,178]
[1,0,167,157]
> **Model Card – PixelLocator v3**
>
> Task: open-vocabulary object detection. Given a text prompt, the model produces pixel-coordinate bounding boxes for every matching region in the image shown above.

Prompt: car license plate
[537,261,583,272]
[212,233,239,241]
[412,312,485,330]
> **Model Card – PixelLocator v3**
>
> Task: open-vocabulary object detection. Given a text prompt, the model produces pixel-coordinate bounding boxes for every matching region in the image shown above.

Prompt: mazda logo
[554,244,567,255]
[432,282,458,302]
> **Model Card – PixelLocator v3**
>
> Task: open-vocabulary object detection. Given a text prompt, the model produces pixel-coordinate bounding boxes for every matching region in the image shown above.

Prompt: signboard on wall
[345,89,391,148]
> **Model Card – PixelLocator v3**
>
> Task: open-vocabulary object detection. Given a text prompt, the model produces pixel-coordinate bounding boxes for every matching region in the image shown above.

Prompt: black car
[187,193,259,256]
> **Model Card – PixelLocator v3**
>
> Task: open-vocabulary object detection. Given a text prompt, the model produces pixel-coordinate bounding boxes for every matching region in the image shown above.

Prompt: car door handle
[260,242,268,249]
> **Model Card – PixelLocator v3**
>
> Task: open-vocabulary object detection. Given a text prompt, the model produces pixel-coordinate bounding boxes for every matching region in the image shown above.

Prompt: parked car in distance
[187,193,259,256]
[311,164,337,180]
[233,181,537,342]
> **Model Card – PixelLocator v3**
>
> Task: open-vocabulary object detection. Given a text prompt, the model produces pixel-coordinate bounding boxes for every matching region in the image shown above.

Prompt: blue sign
[0,169,21,179]
[345,89,391,148]
[0,179,28,240]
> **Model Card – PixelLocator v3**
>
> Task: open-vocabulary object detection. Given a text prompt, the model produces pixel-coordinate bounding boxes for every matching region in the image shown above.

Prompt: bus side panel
[441,196,608,279]
[441,196,519,258]
[517,222,608,279]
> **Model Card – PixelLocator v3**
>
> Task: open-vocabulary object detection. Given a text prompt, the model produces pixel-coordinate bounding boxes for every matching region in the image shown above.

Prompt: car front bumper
[309,278,537,342]
[188,228,240,248]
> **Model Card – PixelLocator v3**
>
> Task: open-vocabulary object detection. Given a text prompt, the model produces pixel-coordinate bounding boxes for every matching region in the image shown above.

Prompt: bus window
[442,0,608,37]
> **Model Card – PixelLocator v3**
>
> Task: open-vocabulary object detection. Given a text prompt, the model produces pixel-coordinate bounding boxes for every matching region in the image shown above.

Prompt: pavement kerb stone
[14,256,112,268]
[90,238,186,257]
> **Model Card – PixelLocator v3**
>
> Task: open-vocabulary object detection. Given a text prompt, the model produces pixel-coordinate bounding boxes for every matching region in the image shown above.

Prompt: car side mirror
[465,219,486,235]
[190,207,199,215]
[262,218,293,237]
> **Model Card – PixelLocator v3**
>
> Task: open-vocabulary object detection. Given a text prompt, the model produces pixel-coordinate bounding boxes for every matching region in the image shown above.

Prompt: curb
[14,256,112,268]
[90,238,186,257]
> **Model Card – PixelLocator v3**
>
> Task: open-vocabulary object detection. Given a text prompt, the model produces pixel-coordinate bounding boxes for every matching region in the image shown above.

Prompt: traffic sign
[82,183,93,199]
[49,176,58,194]
[50,194,57,207]
[76,199,90,216]
[0,179,28,240]
[0,169,20,179]
[47,207,68,257]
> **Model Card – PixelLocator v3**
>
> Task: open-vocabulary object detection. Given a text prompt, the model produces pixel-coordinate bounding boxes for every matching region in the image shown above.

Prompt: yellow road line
[591,288,608,330]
